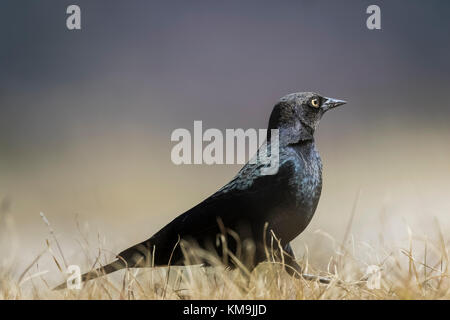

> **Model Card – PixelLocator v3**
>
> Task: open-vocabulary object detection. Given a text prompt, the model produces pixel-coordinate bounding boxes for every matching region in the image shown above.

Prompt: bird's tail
[53,259,126,290]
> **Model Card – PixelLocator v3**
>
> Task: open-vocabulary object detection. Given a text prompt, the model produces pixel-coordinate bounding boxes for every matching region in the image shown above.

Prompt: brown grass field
[1,127,450,300]
[2,213,450,300]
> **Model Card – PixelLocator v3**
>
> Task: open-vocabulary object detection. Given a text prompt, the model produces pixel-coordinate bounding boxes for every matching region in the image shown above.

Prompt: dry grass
[2,171,450,301]
[2,218,450,300]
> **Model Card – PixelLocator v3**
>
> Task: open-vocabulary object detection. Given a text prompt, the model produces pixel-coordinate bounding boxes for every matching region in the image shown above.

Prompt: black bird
[55,92,346,289]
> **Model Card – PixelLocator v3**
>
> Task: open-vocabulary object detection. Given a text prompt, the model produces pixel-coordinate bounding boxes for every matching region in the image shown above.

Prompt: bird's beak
[323,97,347,111]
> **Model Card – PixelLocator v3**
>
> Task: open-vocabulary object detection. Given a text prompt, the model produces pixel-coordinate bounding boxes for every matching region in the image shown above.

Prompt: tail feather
[53,259,126,290]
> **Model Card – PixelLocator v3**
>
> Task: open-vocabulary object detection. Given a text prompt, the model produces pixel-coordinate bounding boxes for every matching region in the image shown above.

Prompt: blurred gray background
[0,1,449,276]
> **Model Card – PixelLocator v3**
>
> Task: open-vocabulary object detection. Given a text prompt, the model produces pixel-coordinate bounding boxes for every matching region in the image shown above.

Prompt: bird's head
[268,92,346,143]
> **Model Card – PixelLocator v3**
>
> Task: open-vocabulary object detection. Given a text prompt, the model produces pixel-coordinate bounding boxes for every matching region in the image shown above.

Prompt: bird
[54,92,346,290]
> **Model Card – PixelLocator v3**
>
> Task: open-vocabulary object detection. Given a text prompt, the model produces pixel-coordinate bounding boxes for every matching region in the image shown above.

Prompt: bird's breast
[294,151,322,210]
[269,144,322,241]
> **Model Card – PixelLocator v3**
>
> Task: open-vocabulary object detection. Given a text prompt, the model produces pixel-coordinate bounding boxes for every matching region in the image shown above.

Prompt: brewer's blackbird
[54,92,346,289]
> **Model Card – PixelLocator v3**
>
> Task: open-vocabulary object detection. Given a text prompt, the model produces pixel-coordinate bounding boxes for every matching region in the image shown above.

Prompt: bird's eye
[310,98,320,108]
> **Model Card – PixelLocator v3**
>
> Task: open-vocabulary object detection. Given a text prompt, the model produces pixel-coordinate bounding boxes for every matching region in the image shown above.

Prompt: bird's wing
[118,148,298,264]
[153,149,297,240]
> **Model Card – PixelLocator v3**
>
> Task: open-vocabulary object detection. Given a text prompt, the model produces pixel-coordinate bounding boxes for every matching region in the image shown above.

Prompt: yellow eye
[310,98,319,108]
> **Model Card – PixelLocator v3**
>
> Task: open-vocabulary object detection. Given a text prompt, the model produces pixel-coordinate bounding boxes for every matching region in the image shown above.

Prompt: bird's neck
[267,123,314,147]
[289,138,318,156]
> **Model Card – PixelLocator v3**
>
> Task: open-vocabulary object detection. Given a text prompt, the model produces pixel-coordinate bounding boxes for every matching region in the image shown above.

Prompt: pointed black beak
[323,97,347,111]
